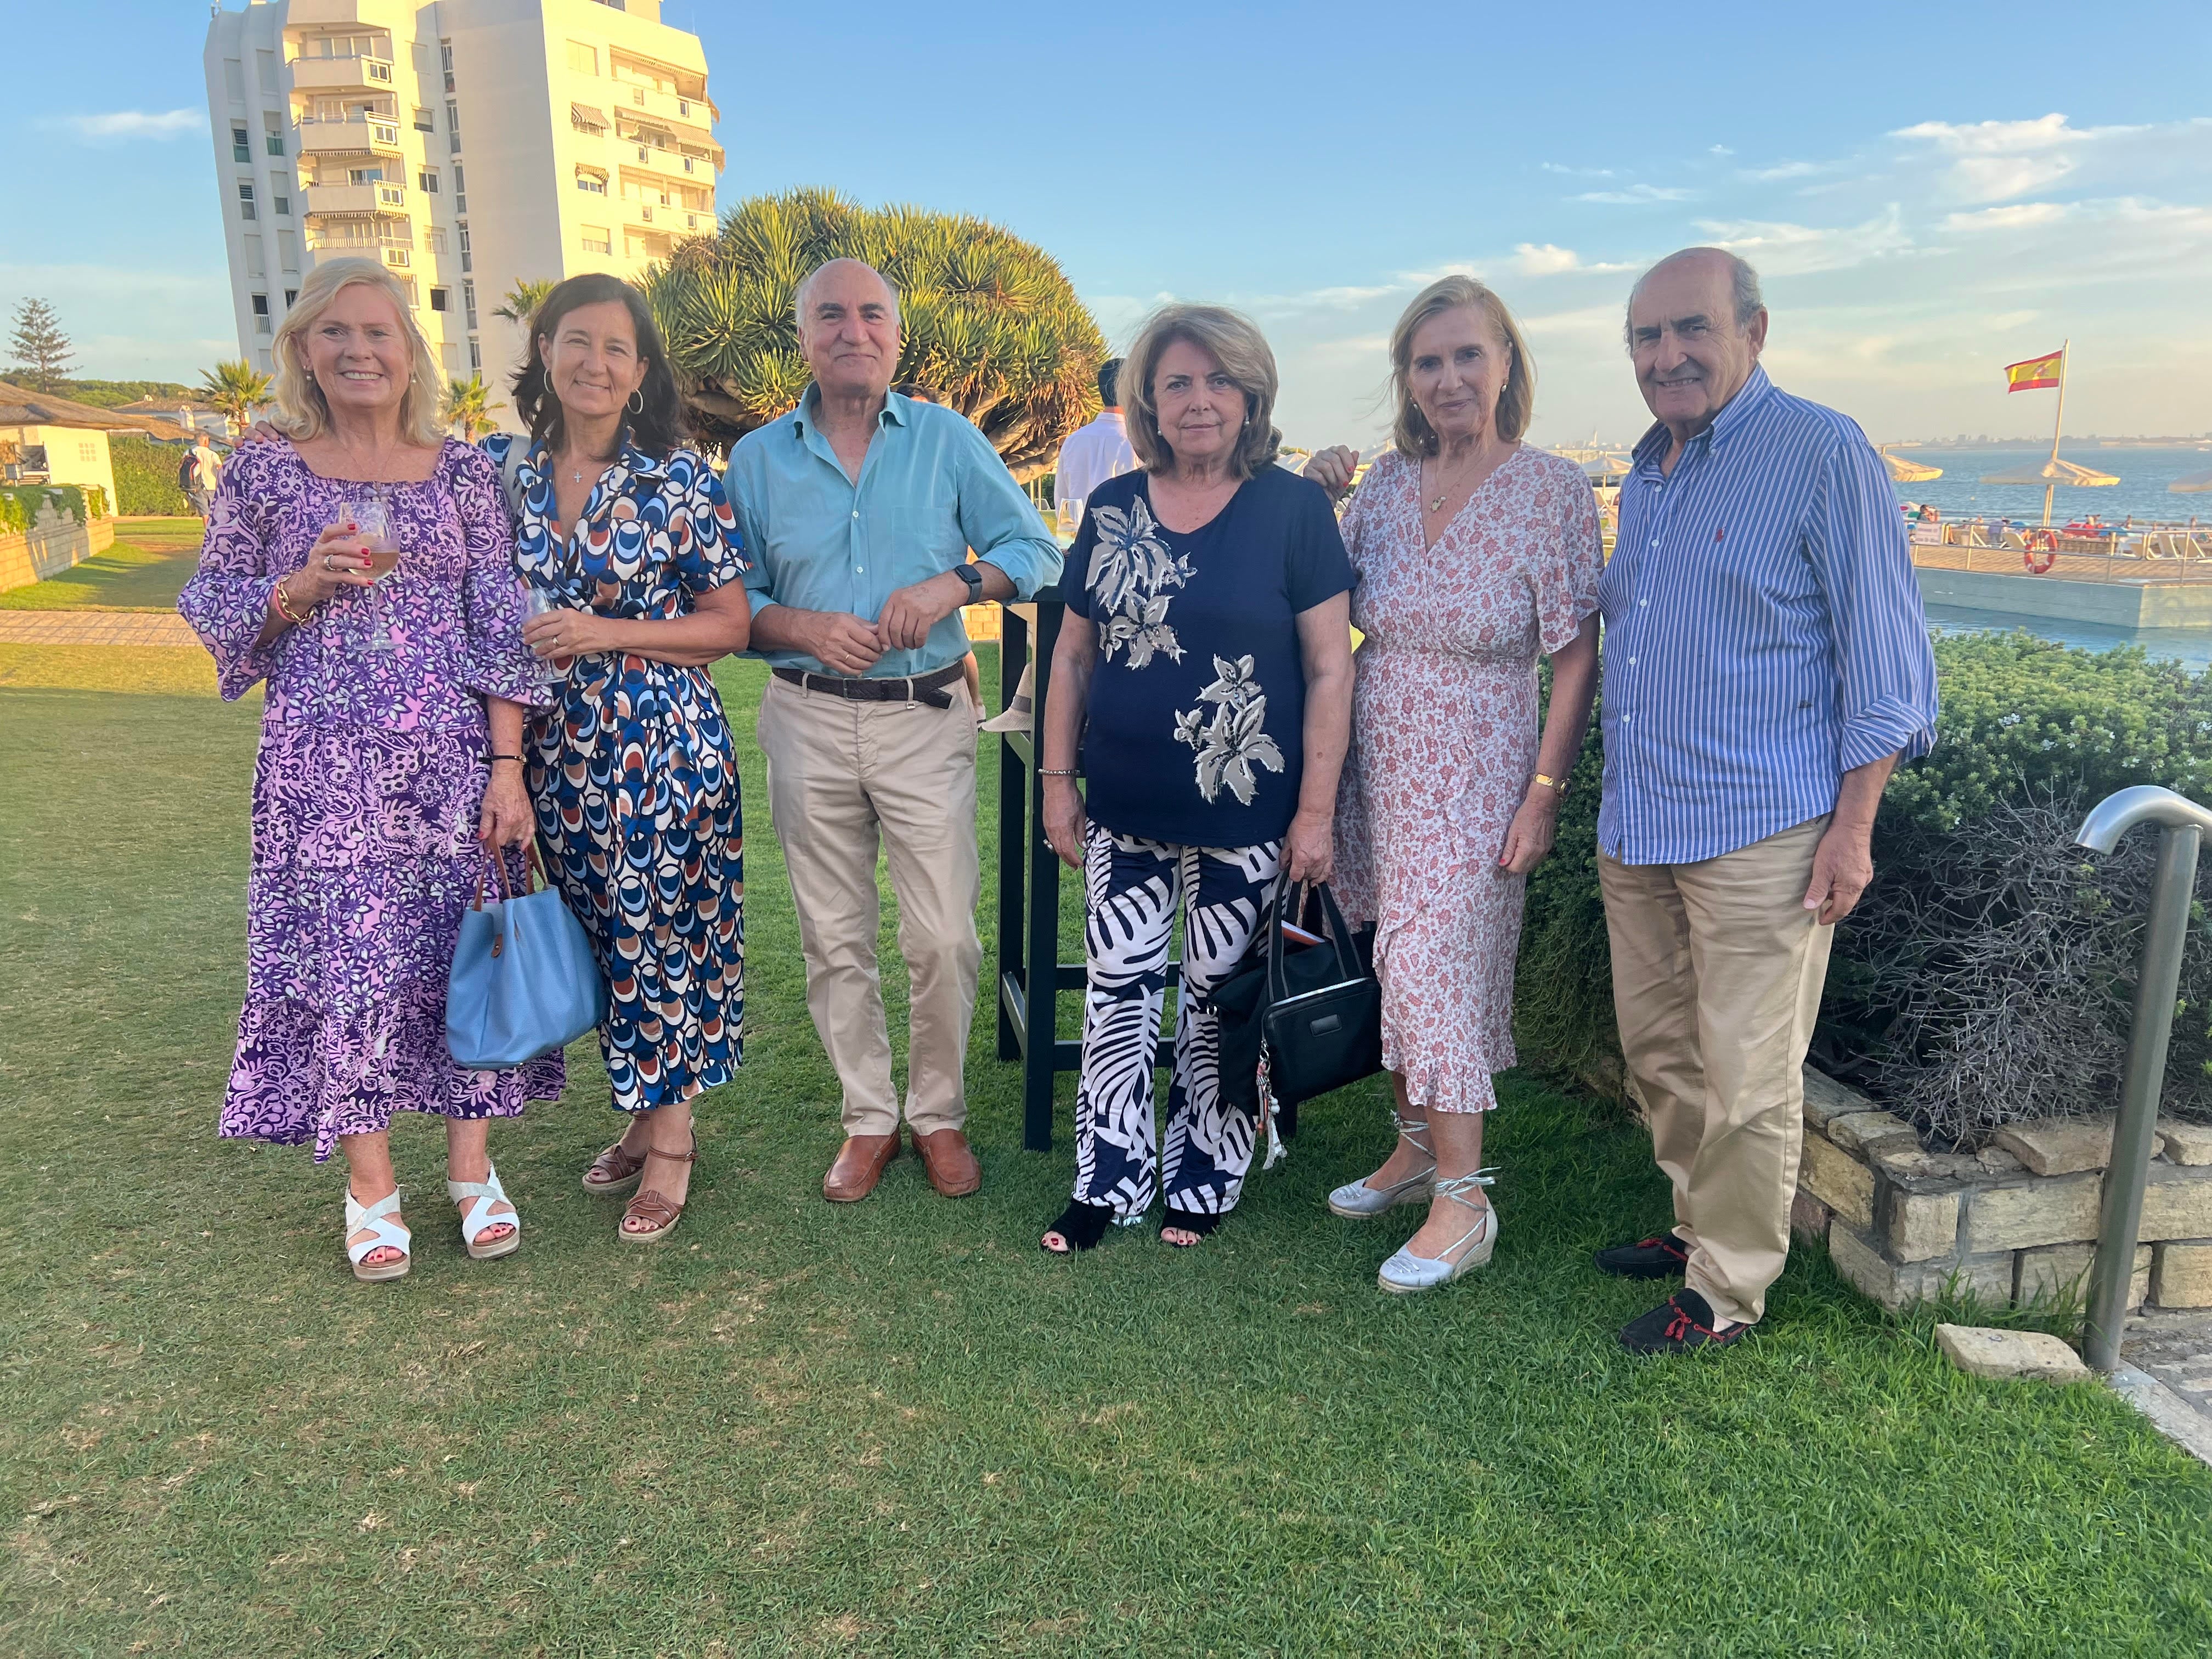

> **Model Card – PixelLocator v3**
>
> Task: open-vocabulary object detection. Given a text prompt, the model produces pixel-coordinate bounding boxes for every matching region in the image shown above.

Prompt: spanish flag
[2004,349,2064,392]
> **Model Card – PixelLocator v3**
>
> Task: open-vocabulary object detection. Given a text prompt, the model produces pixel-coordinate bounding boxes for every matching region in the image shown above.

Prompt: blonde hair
[1389,275,1536,458]
[1121,303,1281,479]
[269,258,444,447]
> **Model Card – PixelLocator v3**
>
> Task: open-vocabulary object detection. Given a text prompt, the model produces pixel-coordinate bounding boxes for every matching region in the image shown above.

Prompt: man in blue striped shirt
[1593,248,1938,1355]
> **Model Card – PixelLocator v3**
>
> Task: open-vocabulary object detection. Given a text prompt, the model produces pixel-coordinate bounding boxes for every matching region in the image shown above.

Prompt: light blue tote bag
[447,845,603,1069]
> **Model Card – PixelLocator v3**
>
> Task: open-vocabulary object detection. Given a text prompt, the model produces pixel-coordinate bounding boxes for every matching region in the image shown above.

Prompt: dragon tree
[641,189,1107,477]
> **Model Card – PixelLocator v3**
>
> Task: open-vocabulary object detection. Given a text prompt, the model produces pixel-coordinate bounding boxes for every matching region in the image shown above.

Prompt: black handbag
[1214,880,1383,1150]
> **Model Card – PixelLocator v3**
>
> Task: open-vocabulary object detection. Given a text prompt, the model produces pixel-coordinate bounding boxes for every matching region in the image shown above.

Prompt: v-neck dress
[1330,445,1601,1113]
[483,433,749,1115]
[177,438,563,1159]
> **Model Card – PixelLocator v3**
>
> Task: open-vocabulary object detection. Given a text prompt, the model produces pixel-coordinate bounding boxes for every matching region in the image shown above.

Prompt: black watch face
[958,566,983,592]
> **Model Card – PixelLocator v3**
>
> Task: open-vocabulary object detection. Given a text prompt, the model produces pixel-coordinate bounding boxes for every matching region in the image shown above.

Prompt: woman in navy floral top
[484,274,751,1246]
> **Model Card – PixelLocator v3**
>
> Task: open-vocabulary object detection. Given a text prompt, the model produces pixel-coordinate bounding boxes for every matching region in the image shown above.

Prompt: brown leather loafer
[823,1133,900,1203]
[910,1127,981,1198]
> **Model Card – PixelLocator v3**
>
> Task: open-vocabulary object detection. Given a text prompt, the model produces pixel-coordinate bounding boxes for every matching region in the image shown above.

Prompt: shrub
[0,483,87,534]
[1511,631,2212,1137]
[110,433,190,516]
[85,484,109,520]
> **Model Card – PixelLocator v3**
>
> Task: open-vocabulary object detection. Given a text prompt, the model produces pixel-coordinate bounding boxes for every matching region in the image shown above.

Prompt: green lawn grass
[0,517,205,613]
[2,646,2208,1656]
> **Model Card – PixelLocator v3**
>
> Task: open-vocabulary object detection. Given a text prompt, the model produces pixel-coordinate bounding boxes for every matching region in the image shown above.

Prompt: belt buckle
[902,675,916,708]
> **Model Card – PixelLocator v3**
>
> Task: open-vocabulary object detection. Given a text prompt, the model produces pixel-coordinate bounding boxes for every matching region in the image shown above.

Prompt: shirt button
[1622,715,1633,724]
[1639,598,1649,607]
[850,510,859,520]
[855,566,864,573]
[1628,657,1637,666]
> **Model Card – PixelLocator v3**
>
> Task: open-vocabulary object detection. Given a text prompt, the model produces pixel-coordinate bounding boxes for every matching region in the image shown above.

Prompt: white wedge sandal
[1376,1169,1499,1294]
[346,1188,412,1283]
[447,1164,522,1262]
[1328,1111,1438,1218]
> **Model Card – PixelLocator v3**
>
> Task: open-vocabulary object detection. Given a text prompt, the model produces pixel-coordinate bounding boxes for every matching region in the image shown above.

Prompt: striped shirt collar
[1630,363,1776,471]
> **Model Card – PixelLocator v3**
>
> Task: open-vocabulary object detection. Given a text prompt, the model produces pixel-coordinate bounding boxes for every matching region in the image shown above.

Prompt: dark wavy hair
[509,274,687,458]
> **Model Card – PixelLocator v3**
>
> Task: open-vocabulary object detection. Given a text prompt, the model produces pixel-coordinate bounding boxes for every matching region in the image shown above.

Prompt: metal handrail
[2073,785,2212,1371]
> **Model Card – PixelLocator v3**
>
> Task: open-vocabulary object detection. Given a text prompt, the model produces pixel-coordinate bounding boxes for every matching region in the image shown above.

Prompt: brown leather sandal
[582,1138,650,1197]
[618,1140,697,1246]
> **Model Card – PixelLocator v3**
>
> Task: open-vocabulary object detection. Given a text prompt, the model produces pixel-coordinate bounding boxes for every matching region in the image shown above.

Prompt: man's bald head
[794,258,900,328]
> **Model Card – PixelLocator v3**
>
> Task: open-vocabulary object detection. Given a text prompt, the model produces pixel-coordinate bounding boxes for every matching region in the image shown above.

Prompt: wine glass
[522,581,575,687]
[345,493,398,654]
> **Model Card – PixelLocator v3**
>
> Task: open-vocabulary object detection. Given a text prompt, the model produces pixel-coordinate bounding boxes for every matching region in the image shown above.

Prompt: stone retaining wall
[1794,1068,2212,1314]
[0,507,115,592]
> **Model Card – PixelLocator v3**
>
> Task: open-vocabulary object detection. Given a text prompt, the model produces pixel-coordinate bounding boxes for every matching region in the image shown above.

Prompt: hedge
[0,483,92,537]
[1513,631,2212,1136]
[110,432,192,517]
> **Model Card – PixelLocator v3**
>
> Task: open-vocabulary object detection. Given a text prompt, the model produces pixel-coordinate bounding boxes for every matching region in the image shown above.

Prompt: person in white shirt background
[1050,357,1137,533]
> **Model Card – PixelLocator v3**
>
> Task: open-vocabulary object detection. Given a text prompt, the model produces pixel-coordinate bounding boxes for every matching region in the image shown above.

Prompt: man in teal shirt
[726,258,1062,1206]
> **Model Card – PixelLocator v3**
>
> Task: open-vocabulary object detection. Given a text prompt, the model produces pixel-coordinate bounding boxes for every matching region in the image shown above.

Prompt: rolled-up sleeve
[1808,431,1940,769]
[954,422,1062,599]
[176,448,284,701]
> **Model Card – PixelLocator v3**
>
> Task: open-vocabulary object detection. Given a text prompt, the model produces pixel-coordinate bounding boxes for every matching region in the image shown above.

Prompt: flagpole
[2044,337,2069,527]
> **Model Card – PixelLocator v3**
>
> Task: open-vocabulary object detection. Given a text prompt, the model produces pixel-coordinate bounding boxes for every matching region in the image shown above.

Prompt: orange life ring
[2022,529,2058,574]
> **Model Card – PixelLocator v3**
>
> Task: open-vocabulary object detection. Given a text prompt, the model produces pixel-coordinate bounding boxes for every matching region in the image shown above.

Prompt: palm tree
[441,375,501,443]
[493,279,558,326]
[641,189,1107,475]
[197,359,273,435]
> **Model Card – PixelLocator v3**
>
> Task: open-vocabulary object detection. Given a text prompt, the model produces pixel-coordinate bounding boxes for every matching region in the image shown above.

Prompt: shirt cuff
[1839,696,1937,771]
[973,535,1063,602]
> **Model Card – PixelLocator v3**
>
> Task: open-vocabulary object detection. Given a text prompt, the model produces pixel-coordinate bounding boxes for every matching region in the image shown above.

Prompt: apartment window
[223,58,246,102]
[430,286,449,313]
[263,111,285,156]
[682,156,695,174]
[273,195,291,217]
[440,41,454,92]
[453,165,467,213]
[244,233,264,278]
[580,224,612,255]
[256,48,278,93]
[237,182,257,221]
[347,166,386,184]
[232,126,251,162]
[284,289,298,307]
[446,100,461,153]
[425,227,447,252]
[468,338,481,372]
[417,168,439,193]
[251,294,270,336]
[413,106,434,132]
[567,41,599,74]
[458,224,472,272]
[279,232,299,272]
[575,167,606,194]
[678,98,692,118]
[462,280,477,329]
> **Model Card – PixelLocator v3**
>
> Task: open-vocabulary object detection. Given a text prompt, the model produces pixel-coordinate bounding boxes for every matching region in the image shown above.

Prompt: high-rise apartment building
[203,0,720,410]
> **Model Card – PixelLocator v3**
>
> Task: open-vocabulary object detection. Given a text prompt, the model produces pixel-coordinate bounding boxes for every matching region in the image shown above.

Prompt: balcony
[296,115,402,158]
[283,0,379,25]
[290,54,396,94]
[303,180,408,217]
[617,134,719,187]
[611,80,719,135]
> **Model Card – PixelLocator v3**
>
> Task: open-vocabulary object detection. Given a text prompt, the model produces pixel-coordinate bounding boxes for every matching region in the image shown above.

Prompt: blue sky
[7,1,2210,450]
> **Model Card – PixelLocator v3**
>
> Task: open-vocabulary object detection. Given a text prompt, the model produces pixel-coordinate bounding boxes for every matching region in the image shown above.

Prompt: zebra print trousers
[1071,827,1283,1219]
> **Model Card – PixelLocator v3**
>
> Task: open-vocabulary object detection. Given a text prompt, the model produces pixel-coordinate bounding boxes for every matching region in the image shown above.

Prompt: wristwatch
[951,562,984,600]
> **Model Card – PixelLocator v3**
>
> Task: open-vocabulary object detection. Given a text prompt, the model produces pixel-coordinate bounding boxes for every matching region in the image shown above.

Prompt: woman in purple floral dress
[178,259,559,1283]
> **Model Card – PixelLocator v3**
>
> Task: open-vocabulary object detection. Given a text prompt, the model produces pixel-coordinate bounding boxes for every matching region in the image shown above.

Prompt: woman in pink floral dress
[1305,275,1601,1294]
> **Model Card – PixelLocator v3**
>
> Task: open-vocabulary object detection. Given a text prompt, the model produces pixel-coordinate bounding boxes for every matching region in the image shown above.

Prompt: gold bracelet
[1532,772,1570,795]
[272,579,308,627]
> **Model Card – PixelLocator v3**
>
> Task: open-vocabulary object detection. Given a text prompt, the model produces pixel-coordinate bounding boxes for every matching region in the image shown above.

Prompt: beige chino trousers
[1598,815,1835,1328]
[757,675,983,1138]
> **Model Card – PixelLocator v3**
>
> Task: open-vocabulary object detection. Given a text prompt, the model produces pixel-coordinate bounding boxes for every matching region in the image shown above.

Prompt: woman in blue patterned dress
[484,274,751,1245]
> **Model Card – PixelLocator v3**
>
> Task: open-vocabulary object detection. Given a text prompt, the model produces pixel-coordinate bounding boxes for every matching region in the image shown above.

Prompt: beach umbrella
[1880,447,1942,483]
[1978,454,2119,528]
[1577,452,1632,483]
[2171,468,2212,494]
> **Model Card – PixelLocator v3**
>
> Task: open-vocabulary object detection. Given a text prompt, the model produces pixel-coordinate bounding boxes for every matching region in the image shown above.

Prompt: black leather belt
[773,663,964,709]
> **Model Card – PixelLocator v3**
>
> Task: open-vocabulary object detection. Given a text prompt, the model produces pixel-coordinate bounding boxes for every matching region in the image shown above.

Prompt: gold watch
[1532,772,1570,797]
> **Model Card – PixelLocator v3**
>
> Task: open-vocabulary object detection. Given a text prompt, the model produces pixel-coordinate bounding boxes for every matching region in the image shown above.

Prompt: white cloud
[1575,184,1694,205]
[1709,145,1734,157]
[1943,202,2072,233]
[1743,161,1824,182]
[1514,243,1581,276]
[1541,162,1616,178]
[1888,112,2144,202]
[1692,206,1913,275]
[44,109,202,142]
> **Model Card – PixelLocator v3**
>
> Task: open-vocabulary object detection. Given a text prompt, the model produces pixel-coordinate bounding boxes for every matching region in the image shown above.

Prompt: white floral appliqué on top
[1089,495,1193,668]
[1175,653,1284,805]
